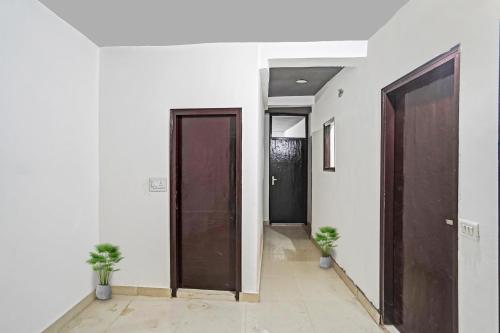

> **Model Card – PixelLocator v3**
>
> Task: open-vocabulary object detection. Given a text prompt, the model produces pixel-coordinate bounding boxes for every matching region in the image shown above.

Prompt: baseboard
[239,292,260,303]
[257,225,264,292]
[111,285,138,296]
[112,285,172,297]
[310,239,381,325]
[42,290,95,333]
[331,259,381,324]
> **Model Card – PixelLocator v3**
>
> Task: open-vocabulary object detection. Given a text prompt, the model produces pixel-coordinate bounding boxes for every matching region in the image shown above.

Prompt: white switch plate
[149,177,167,192]
[459,219,479,241]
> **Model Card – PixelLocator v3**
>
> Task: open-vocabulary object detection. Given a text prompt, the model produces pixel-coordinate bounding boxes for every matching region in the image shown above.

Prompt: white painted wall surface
[0,1,100,332]
[311,0,499,331]
[259,41,368,67]
[99,44,263,293]
[255,58,265,291]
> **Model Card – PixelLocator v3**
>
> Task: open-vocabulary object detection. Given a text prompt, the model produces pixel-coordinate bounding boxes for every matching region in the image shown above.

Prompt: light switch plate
[459,219,479,241]
[149,177,167,192]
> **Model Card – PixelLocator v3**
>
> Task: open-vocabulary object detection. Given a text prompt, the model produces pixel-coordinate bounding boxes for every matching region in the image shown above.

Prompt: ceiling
[38,0,409,46]
[269,67,343,97]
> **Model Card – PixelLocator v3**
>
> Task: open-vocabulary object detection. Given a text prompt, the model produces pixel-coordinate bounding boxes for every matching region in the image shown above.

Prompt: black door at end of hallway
[269,137,307,224]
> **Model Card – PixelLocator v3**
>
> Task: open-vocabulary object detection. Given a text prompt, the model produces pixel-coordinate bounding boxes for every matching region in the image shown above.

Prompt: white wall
[259,41,368,68]
[99,43,263,293]
[311,0,499,331]
[0,1,100,332]
[256,50,265,290]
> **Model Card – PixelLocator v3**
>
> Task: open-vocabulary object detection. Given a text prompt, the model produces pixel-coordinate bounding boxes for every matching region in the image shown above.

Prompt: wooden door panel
[395,74,456,332]
[171,110,240,294]
[388,58,458,333]
[179,115,236,291]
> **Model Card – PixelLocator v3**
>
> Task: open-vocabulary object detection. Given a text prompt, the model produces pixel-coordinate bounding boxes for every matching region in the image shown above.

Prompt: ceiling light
[295,79,308,84]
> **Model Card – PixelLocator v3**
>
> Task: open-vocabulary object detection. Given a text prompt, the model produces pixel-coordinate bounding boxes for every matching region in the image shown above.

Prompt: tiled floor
[61,225,383,332]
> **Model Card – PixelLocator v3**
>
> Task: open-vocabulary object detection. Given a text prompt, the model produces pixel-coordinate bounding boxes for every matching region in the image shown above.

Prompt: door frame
[169,108,242,298]
[379,46,460,329]
[268,112,310,225]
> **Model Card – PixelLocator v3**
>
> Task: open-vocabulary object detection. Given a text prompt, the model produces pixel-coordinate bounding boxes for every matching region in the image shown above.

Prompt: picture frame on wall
[323,117,335,171]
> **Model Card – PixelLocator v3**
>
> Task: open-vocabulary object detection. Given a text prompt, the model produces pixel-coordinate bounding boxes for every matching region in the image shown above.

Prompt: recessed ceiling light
[295,79,308,84]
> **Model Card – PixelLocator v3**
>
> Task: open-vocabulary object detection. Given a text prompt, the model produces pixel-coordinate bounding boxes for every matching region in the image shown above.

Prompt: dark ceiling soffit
[268,67,343,97]
[266,107,312,115]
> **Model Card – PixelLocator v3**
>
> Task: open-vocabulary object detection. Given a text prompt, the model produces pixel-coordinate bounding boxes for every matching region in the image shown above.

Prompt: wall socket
[459,219,479,241]
[149,177,167,192]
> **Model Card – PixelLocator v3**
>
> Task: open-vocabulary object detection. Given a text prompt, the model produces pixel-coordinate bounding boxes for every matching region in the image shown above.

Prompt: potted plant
[86,243,123,300]
[314,226,340,269]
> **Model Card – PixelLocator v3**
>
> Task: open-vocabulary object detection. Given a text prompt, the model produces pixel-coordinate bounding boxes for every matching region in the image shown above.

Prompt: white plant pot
[319,256,332,269]
[96,284,112,300]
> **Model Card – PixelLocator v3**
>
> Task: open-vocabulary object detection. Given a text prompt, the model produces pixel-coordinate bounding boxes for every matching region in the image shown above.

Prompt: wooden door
[170,109,241,296]
[269,137,307,223]
[381,48,459,332]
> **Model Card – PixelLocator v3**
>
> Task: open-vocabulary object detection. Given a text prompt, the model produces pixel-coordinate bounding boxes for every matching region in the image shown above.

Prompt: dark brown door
[270,138,307,223]
[170,109,241,295]
[381,49,459,333]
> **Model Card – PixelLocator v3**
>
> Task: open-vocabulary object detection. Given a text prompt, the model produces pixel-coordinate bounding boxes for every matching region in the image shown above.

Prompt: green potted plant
[86,243,123,300]
[314,226,340,268]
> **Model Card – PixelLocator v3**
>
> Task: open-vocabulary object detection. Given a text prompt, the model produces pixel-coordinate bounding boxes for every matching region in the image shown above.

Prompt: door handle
[271,176,278,186]
[445,219,454,226]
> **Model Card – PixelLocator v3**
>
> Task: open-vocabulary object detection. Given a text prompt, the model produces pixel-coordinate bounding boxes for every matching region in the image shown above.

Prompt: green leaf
[87,243,124,282]
[313,226,340,255]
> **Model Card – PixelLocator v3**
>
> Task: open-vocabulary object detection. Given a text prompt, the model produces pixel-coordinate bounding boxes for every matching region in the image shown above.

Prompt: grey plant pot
[319,256,332,269]
[96,284,112,300]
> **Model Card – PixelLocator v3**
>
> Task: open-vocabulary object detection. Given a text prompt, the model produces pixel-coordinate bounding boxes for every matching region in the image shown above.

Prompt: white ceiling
[39,0,409,46]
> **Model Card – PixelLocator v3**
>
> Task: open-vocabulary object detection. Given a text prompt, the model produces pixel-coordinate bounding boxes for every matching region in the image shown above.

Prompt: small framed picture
[323,117,335,171]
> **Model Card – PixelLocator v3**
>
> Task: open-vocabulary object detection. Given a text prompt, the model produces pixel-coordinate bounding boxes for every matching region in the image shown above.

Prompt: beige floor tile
[290,261,342,280]
[60,295,133,333]
[305,300,382,333]
[265,239,317,252]
[263,247,319,264]
[175,299,245,333]
[295,272,355,302]
[277,248,320,262]
[259,275,302,302]
[245,302,314,333]
[105,297,182,333]
[261,258,296,277]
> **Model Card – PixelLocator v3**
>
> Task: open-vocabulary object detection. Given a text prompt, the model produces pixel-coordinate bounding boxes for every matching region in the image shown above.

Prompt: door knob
[445,219,454,226]
[271,176,278,186]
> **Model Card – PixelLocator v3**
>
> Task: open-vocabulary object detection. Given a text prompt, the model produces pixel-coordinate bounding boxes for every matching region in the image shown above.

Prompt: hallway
[60,226,382,332]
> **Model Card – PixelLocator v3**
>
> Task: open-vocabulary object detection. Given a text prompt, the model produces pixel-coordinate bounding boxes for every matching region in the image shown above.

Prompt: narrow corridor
[259,225,382,332]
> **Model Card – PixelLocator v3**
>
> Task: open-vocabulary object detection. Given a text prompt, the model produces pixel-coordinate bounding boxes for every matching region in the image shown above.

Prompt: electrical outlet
[459,219,479,241]
[149,177,167,192]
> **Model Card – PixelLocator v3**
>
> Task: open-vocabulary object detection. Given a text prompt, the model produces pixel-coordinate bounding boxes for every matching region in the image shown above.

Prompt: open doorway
[268,112,309,224]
